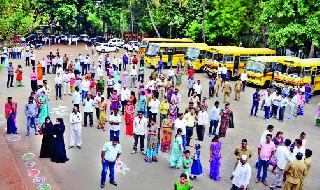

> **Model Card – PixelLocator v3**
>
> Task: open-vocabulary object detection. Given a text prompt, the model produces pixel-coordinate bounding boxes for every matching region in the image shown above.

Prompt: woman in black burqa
[39,116,55,158]
[51,118,69,163]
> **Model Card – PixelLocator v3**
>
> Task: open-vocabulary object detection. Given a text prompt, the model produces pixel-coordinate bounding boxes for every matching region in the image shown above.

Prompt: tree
[260,0,320,57]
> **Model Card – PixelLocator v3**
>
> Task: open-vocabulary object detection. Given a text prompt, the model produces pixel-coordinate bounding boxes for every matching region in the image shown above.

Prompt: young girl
[190,144,203,180]
[15,64,24,86]
[182,150,193,181]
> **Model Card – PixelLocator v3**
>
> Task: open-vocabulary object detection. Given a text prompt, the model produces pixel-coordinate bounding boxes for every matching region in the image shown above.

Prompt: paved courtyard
[0,44,319,190]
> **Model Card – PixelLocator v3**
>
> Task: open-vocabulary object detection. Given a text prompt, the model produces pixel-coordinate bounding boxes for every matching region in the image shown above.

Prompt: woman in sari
[209,135,222,181]
[125,101,135,136]
[219,103,231,137]
[5,97,17,134]
[39,91,49,125]
[51,118,69,163]
[110,90,120,114]
[69,72,76,93]
[145,119,159,163]
[114,68,120,84]
[37,61,43,80]
[170,128,183,169]
[39,116,55,158]
[169,100,177,121]
[98,96,107,131]
[160,116,173,152]
[297,91,305,116]
[97,76,105,94]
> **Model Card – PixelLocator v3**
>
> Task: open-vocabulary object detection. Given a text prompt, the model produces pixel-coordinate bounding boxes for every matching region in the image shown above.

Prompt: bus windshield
[287,66,302,76]
[186,47,200,60]
[146,44,159,56]
[246,61,265,73]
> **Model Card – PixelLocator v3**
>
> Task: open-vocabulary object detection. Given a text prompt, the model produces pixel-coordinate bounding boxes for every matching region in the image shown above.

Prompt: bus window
[223,54,234,63]
[288,66,302,76]
[275,64,287,73]
[240,55,249,62]
[206,52,213,60]
[175,47,186,55]
[146,44,159,56]
[199,50,206,59]
[186,48,199,59]
[213,54,223,62]
[303,67,312,77]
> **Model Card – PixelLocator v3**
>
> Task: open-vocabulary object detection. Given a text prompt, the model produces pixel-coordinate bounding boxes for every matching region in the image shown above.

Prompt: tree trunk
[131,10,134,35]
[261,26,267,48]
[202,0,206,42]
[309,41,315,58]
[146,0,161,38]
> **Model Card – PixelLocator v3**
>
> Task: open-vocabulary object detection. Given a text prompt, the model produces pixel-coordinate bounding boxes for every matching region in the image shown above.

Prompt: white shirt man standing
[174,113,187,150]
[120,87,130,115]
[196,106,208,141]
[54,73,63,100]
[149,95,160,122]
[231,155,252,190]
[62,71,71,95]
[100,137,122,188]
[131,111,148,154]
[194,80,202,100]
[69,107,83,149]
[240,70,247,91]
[109,109,121,143]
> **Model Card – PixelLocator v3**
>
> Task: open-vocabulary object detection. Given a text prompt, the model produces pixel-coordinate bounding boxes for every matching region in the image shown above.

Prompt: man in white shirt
[54,73,63,100]
[120,86,130,115]
[62,70,71,95]
[194,80,202,100]
[221,65,228,81]
[264,91,272,120]
[288,92,298,120]
[81,77,91,102]
[171,89,182,114]
[72,86,81,111]
[278,94,289,122]
[106,76,114,99]
[94,92,102,120]
[209,101,220,136]
[114,80,121,96]
[240,70,247,91]
[292,139,305,160]
[100,137,122,188]
[174,113,187,149]
[260,125,274,143]
[109,109,121,143]
[167,67,175,84]
[270,92,281,118]
[130,64,138,88]
[30,51,36,67]
[196,106,208,141]
[270,139,292,189]
[131,111,148,154]
[149,95,160,122]
[83,94,94,127]
[69,106,83,149]
[231,155,252,190]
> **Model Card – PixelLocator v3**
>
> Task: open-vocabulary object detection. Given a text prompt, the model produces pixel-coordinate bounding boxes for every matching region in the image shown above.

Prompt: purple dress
[209,141,221,181]
[110,94,120,111]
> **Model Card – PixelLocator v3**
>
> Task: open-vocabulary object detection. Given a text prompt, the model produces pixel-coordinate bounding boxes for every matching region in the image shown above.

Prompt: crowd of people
[2,46,316,190]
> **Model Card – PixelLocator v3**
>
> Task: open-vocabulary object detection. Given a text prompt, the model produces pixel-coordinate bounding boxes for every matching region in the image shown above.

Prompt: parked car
[123,41,138,50]
[68,35,79,44]
[96,43,119,53]
[79,34,89,42]
[108,38,124,47]
[128,41,140,52]
[60,34,68,42]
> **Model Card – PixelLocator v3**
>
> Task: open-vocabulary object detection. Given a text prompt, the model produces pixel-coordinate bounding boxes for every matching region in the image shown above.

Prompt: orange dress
[37,64,43,80]
[125,104,135,136]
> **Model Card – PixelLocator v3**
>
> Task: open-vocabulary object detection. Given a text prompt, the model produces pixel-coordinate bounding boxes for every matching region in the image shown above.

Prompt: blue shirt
[74,61,81,71]
[25,103,38,117]
[282,88,290,96]
[210,106,220,121]
[253,92,260,103]
[209,79,215,87]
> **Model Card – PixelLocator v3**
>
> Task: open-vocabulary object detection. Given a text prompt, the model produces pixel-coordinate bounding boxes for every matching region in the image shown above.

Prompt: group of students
[2,45,316,190]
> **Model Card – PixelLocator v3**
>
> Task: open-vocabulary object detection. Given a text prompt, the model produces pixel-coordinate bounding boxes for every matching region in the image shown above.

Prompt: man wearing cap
[100,137,122,188]
[283,153,307,190]
[231,155,252,190]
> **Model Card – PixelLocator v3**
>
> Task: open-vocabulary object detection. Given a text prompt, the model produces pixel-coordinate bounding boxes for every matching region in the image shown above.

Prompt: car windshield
[146,44,159,56]
[246,60,265,73]
[186,47,200,60]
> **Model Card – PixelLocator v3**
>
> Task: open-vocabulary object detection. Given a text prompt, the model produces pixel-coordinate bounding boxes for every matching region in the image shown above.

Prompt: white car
[128,41,139,52]
[68,35,79,44]
[108,38,124,47]
[79,34,89,42]
[123,41,138,50]
[96,43,119,53]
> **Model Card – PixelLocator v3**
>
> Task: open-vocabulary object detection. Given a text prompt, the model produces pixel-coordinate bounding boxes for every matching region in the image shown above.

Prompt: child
[190,144,202,180]
[15,65,24,86]
[182,150,193,181]
[174,173,193,190]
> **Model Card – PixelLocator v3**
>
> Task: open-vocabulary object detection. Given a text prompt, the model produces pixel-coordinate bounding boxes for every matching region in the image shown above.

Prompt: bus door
[234,56,240,77]
[311,67,316,85]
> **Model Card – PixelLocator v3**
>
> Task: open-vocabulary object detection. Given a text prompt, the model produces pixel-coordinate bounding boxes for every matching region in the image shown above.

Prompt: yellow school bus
[185,46,215,71]
[145,43,208,67]
[204,47,276,78]
[138,38,194,56]
[273,58,320,93]
[246,56,294,87]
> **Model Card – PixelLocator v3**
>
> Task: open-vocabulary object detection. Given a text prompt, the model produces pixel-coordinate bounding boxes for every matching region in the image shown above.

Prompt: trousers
[256,158,269,181]
[83,112,93,126]
[63,82,70,95]
[100,160,115,185]
[133,134,145,151]
[26,116,38,135]
[186,127,194,146]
